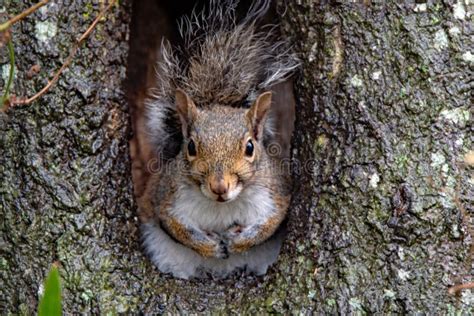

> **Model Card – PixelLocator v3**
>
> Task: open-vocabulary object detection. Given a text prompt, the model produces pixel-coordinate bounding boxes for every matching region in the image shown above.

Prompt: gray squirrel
[139,0,298,279]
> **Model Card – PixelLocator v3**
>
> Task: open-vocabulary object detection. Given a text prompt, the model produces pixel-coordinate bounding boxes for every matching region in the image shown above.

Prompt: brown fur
[144,94,291,258]
[140,0,297,278]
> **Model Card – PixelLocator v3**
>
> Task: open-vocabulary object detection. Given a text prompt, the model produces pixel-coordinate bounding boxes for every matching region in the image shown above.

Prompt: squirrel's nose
[210,179,228,195]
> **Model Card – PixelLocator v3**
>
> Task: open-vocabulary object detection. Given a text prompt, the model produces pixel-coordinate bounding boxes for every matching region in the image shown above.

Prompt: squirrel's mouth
[212,192,238,203]
[200,183,243,203]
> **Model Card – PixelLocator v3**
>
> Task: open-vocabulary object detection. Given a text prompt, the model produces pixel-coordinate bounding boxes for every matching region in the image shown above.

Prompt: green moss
[82,2,94,19]
[0,257,8,270]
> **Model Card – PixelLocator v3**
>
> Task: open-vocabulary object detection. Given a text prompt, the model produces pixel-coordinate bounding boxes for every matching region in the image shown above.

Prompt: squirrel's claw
[217,239,230,259]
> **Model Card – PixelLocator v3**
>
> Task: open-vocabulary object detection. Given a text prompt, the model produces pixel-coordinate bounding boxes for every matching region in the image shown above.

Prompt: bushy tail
[147,0,298,156]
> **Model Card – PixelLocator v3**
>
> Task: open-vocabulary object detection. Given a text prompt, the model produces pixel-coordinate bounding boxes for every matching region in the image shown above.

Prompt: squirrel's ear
[246,91,272,141]
[175,88,197,137]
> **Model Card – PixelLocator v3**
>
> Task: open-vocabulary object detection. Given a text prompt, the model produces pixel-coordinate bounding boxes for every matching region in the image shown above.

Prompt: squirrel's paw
[224,224,243,239]
[203,231,229,259]
[223,224,254,254]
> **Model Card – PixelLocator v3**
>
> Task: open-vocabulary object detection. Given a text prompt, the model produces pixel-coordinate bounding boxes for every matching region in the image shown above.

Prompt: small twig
[448,282,474,295]
[11,0,116,106]
[1,40,15,109]
[0,0,50,32]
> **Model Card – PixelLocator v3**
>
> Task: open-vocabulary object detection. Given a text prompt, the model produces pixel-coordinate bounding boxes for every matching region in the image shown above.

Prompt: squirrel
[139,0,298,279]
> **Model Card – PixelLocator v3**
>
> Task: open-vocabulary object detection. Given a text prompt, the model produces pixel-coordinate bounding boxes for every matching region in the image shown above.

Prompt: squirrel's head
[175,89,272,203]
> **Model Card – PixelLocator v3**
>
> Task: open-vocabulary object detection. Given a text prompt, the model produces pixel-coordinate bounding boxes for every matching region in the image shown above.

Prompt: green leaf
[38,263,62,316]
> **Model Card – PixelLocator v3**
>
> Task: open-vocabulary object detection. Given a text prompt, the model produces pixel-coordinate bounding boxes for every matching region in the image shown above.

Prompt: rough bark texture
[0,0,472,314]
[279,1,473,313]
[0,1,135,313]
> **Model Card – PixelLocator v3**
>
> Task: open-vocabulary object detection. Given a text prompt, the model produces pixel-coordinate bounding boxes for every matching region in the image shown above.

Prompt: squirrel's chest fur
[170,182,275,231]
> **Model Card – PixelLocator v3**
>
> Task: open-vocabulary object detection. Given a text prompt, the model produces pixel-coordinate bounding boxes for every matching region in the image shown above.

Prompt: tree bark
[0,0,472,314]
[280,1,473,313]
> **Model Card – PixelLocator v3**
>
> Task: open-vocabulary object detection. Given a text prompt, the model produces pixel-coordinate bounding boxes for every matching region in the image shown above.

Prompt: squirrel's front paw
[201,231,229,259]
[224,224,243,239]
[224,224,254,254]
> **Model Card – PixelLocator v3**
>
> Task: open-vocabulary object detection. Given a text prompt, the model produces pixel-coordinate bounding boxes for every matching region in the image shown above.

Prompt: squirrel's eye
[187,139,197,156]
[245,140,254,157]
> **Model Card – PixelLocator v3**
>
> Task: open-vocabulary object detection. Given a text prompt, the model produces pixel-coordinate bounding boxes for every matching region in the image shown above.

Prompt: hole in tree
[125,0,296,280]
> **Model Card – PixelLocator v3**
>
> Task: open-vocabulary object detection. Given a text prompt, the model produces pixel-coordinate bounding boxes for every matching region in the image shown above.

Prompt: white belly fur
[142,184,283,279]
[171,183,276,231]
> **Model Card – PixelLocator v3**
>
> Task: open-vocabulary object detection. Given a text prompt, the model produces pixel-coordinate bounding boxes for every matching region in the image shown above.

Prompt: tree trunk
[0,0,472,314]
[279,1,473,313]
